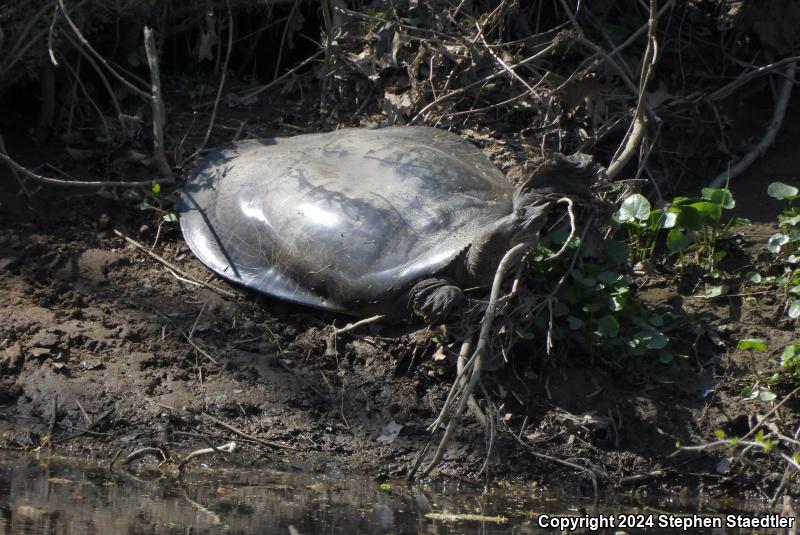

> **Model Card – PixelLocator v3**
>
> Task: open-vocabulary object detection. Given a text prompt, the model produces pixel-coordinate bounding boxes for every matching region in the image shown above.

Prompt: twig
[61,57,110,145]
[204,50,324,106]
[113,229,236,299]
[178,441,236,469]
[333,315,385,335]
[422,237,543,475]
[57,0,150,99]
[559,0,658,127]
[0,133,31,198]
[75,399,92,426]
[143,27,173,179]
[274,0,301,81]
[475,23,537,95]
[605,0,659,181]
[61,32,125,128]
[191,0,233,162]
[710,55,800,101]
[741,386,800,442]
[457,338,487,429]
[157,310,220,364]
[708,61,797,188]
[412,42,557,123]
[0,150,170,188]
[203,412,296,451]
[117,447,167,467]
[502,418,601,494]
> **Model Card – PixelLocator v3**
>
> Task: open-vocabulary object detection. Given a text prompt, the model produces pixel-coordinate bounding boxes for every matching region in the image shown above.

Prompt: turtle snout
[514,202,551,236]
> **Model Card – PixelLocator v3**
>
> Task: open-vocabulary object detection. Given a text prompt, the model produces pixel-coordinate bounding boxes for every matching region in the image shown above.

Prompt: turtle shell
[180,126,514,313]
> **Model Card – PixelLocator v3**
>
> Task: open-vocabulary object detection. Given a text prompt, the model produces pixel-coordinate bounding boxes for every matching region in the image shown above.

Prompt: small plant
[614,193,672,262]
[766,181,800,257]
[121,182,180,224]
[615,187,746,273]
[737,338,776,401]
[527,231,678,363]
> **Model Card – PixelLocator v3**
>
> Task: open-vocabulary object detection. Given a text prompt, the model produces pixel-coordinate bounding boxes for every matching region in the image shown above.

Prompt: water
[0,451,792,534]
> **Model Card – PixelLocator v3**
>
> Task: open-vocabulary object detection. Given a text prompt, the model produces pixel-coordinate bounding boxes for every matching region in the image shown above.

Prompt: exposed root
[178,441,236,470]
[708,61,797,189]
[116,447,168,468]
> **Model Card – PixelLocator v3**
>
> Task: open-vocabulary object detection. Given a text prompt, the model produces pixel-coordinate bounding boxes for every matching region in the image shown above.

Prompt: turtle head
[516,152,602,200]
[508,202,552,245]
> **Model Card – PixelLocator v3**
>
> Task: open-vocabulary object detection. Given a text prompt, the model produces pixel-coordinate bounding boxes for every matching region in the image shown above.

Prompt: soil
[2,80,800,497]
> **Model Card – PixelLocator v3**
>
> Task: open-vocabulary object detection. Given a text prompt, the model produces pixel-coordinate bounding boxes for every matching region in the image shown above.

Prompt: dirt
[2,78,800,497]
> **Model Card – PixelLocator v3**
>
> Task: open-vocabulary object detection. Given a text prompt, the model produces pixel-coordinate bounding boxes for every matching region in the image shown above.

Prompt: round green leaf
[617,194,651,222]
[567,316,583,329]
[788,300,800,319]
[595,315,620,338]
[768,182,799,200]
[701,187,735,209]
[672,205,703,231]
[604,240,629,264]
[688,201,722,221]
[745,271,762,283]
[759,390,777,402]
[666,228,689,252]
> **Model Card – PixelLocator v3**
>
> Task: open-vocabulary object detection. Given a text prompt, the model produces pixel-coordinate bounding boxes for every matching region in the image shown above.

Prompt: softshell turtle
[180,126,595,321]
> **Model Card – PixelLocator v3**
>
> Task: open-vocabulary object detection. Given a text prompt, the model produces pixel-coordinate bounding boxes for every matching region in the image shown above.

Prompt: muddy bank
[0,164,797,496]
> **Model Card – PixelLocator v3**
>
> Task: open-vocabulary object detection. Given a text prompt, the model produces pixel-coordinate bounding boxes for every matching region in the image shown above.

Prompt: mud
[1,90,800,496]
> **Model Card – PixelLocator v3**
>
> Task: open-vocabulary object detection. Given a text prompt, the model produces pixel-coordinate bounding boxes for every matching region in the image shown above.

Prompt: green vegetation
[527,229,680,364]
[614,186,747,273]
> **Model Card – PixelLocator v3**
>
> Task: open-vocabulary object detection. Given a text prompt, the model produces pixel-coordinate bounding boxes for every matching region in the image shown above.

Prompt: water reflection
[0,452,790,534]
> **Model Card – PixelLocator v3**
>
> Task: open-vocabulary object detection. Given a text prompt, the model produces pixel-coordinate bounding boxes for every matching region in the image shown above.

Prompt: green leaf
[570,270,596,288]
[666,228,689,252]
[672,205,703,231]
[767,181,799,200]
[595,315,620,338]
[658,351,674,363]
[788,300,800,319]
[151,182,161,195]
[661,211,677,229]
[759,390,777,402]
[688,201,722,221]
[604,240,629,264]
[745,271,762,283]
[609,295,625,312]
[781,344,798,361]
[162,212,178,223]
[714,429,726,440]
[701,187,735,209]
[635,330,669,349]
[597,271,622,285]
[737,338,767,352]
[567,316,583,329]
[617,194,651,222]
[767,233,790,253]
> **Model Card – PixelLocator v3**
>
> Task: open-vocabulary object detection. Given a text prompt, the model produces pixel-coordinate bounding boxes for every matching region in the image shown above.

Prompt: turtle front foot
[409,278,465,323]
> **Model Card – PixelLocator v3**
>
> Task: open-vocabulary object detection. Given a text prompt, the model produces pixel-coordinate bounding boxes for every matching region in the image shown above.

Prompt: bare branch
[143,27,173,179]
[709,61,796,189]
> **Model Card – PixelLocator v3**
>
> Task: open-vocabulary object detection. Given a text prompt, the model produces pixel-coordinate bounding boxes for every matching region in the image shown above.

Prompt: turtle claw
[410,278,465,323]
